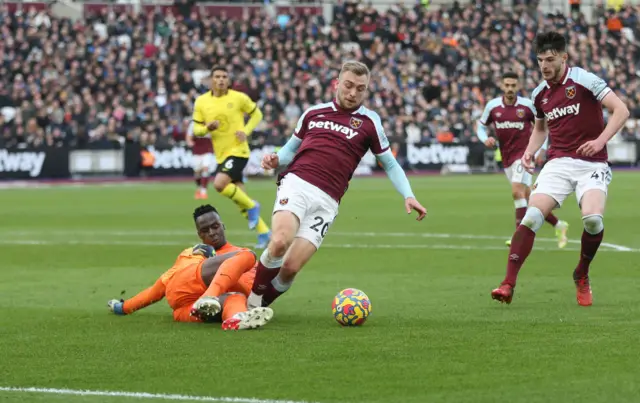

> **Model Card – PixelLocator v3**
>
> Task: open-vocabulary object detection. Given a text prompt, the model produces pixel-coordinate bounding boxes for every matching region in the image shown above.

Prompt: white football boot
[190,296,222,321]
[222,307,274,331]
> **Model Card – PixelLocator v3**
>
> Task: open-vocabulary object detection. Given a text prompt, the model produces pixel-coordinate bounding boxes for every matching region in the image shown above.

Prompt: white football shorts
[192,153,214,174]
[531,157,612,207]
[272,173,339,249]
[504,159,533,187]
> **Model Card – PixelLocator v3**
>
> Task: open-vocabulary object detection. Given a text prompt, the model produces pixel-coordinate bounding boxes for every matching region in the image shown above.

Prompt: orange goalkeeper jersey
[122,243,254,314]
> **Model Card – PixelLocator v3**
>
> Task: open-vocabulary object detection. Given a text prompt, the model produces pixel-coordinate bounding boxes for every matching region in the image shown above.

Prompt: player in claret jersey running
[477,71,569,248]
[246,60,427,309]
[491,32,629,306]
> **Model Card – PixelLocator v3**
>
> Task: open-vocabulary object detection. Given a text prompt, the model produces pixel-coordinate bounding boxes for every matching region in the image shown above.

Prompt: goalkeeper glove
[108,299,125,315]
[192,243,216,258]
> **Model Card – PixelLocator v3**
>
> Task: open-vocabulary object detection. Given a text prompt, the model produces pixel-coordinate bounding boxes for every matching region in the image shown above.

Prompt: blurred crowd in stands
[0,0,639,150]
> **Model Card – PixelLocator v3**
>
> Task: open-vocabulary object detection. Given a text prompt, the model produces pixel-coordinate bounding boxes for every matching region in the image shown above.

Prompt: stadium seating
[0,0,638,150]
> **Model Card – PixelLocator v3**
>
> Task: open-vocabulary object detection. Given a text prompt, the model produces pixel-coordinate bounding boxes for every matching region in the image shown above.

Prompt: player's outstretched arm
[262,135,303,169]
[376,150,427,221]
[577,92,629,157]
[275,135,302,166]
[264,106,310,169]
[108,278,167,316]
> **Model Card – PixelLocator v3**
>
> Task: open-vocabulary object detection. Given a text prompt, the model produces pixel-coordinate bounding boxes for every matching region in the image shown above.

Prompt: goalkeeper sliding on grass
[107,205,273,331]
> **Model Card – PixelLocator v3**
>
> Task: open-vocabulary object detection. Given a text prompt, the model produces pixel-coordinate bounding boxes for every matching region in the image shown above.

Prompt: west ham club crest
[565,85,576,99]
[516,108,525,118]
[349,117,363,129]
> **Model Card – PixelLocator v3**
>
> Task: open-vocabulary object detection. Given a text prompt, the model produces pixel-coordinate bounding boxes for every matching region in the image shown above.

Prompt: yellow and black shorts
[215,157,248,183]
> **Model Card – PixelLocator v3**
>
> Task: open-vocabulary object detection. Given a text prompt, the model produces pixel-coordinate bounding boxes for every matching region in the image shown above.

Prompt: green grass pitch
[1,173,639,403]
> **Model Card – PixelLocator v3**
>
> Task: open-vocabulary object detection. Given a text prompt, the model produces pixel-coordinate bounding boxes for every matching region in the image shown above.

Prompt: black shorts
[215,157,248,183]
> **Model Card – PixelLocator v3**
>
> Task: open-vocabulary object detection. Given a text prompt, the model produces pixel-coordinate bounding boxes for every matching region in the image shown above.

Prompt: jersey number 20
[310,216,330,238]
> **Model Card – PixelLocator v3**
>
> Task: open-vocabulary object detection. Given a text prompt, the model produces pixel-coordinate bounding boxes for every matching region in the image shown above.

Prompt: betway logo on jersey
[545,103,580,121]
[308,120,358,139]
[495,121,525,130]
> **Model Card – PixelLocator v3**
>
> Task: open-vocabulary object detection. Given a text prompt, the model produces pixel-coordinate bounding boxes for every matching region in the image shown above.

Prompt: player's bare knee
[512,190,527,201]
[213,181,226,192]
[269,235,290,258]
[521,207,544,232]
[582,214,604,235]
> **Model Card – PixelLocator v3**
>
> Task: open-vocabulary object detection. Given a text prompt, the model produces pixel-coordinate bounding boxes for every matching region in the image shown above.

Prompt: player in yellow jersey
[192,66,271,248]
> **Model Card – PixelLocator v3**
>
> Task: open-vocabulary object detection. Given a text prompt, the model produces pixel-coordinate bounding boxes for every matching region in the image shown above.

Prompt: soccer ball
[332,288,371,326]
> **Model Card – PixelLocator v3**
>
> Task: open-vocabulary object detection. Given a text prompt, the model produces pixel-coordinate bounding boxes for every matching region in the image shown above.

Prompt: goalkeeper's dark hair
[193,204,219,222]
[502,71,519,80]
[534,31,567,54]
[211,65,228,75]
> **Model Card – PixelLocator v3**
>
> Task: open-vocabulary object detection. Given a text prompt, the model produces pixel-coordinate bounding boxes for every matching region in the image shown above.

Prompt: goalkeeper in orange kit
[107,205,273,331]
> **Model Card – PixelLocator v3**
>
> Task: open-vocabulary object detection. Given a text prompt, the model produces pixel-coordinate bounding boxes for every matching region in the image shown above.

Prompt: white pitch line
[0,386,320,403]
[0,230,636,252]
[0,238,635,253]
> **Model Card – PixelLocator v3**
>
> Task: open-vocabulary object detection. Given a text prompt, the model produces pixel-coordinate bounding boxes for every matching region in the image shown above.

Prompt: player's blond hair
[339,60,370,78]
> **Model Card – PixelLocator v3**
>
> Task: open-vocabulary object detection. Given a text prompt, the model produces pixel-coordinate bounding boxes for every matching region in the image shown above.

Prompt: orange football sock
[203,250,256,298]
[222,294,247,321]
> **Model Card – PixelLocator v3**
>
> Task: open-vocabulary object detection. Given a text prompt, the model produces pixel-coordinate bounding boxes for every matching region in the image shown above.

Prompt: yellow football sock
[255,218,270,235]
[241,210,270,235]
[220,184,255,210]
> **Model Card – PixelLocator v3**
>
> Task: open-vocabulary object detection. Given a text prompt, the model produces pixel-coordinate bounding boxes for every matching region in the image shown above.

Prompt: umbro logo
[509,254,519,261]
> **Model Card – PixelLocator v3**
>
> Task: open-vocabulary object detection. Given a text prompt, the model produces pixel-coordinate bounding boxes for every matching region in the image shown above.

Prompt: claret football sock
[252,249,283,295]
[514,199,527,228]
[503,225,536,287]
[515,207,527,228]
[574,229,603,279]
[200,177,209,190]
[263,274,292,306]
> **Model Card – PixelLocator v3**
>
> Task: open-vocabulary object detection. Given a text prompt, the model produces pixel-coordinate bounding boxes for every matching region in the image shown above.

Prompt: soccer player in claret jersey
[247,61,427,309]
[185,121,214,199]
[491,32,629,306]
[477,71,569,248]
